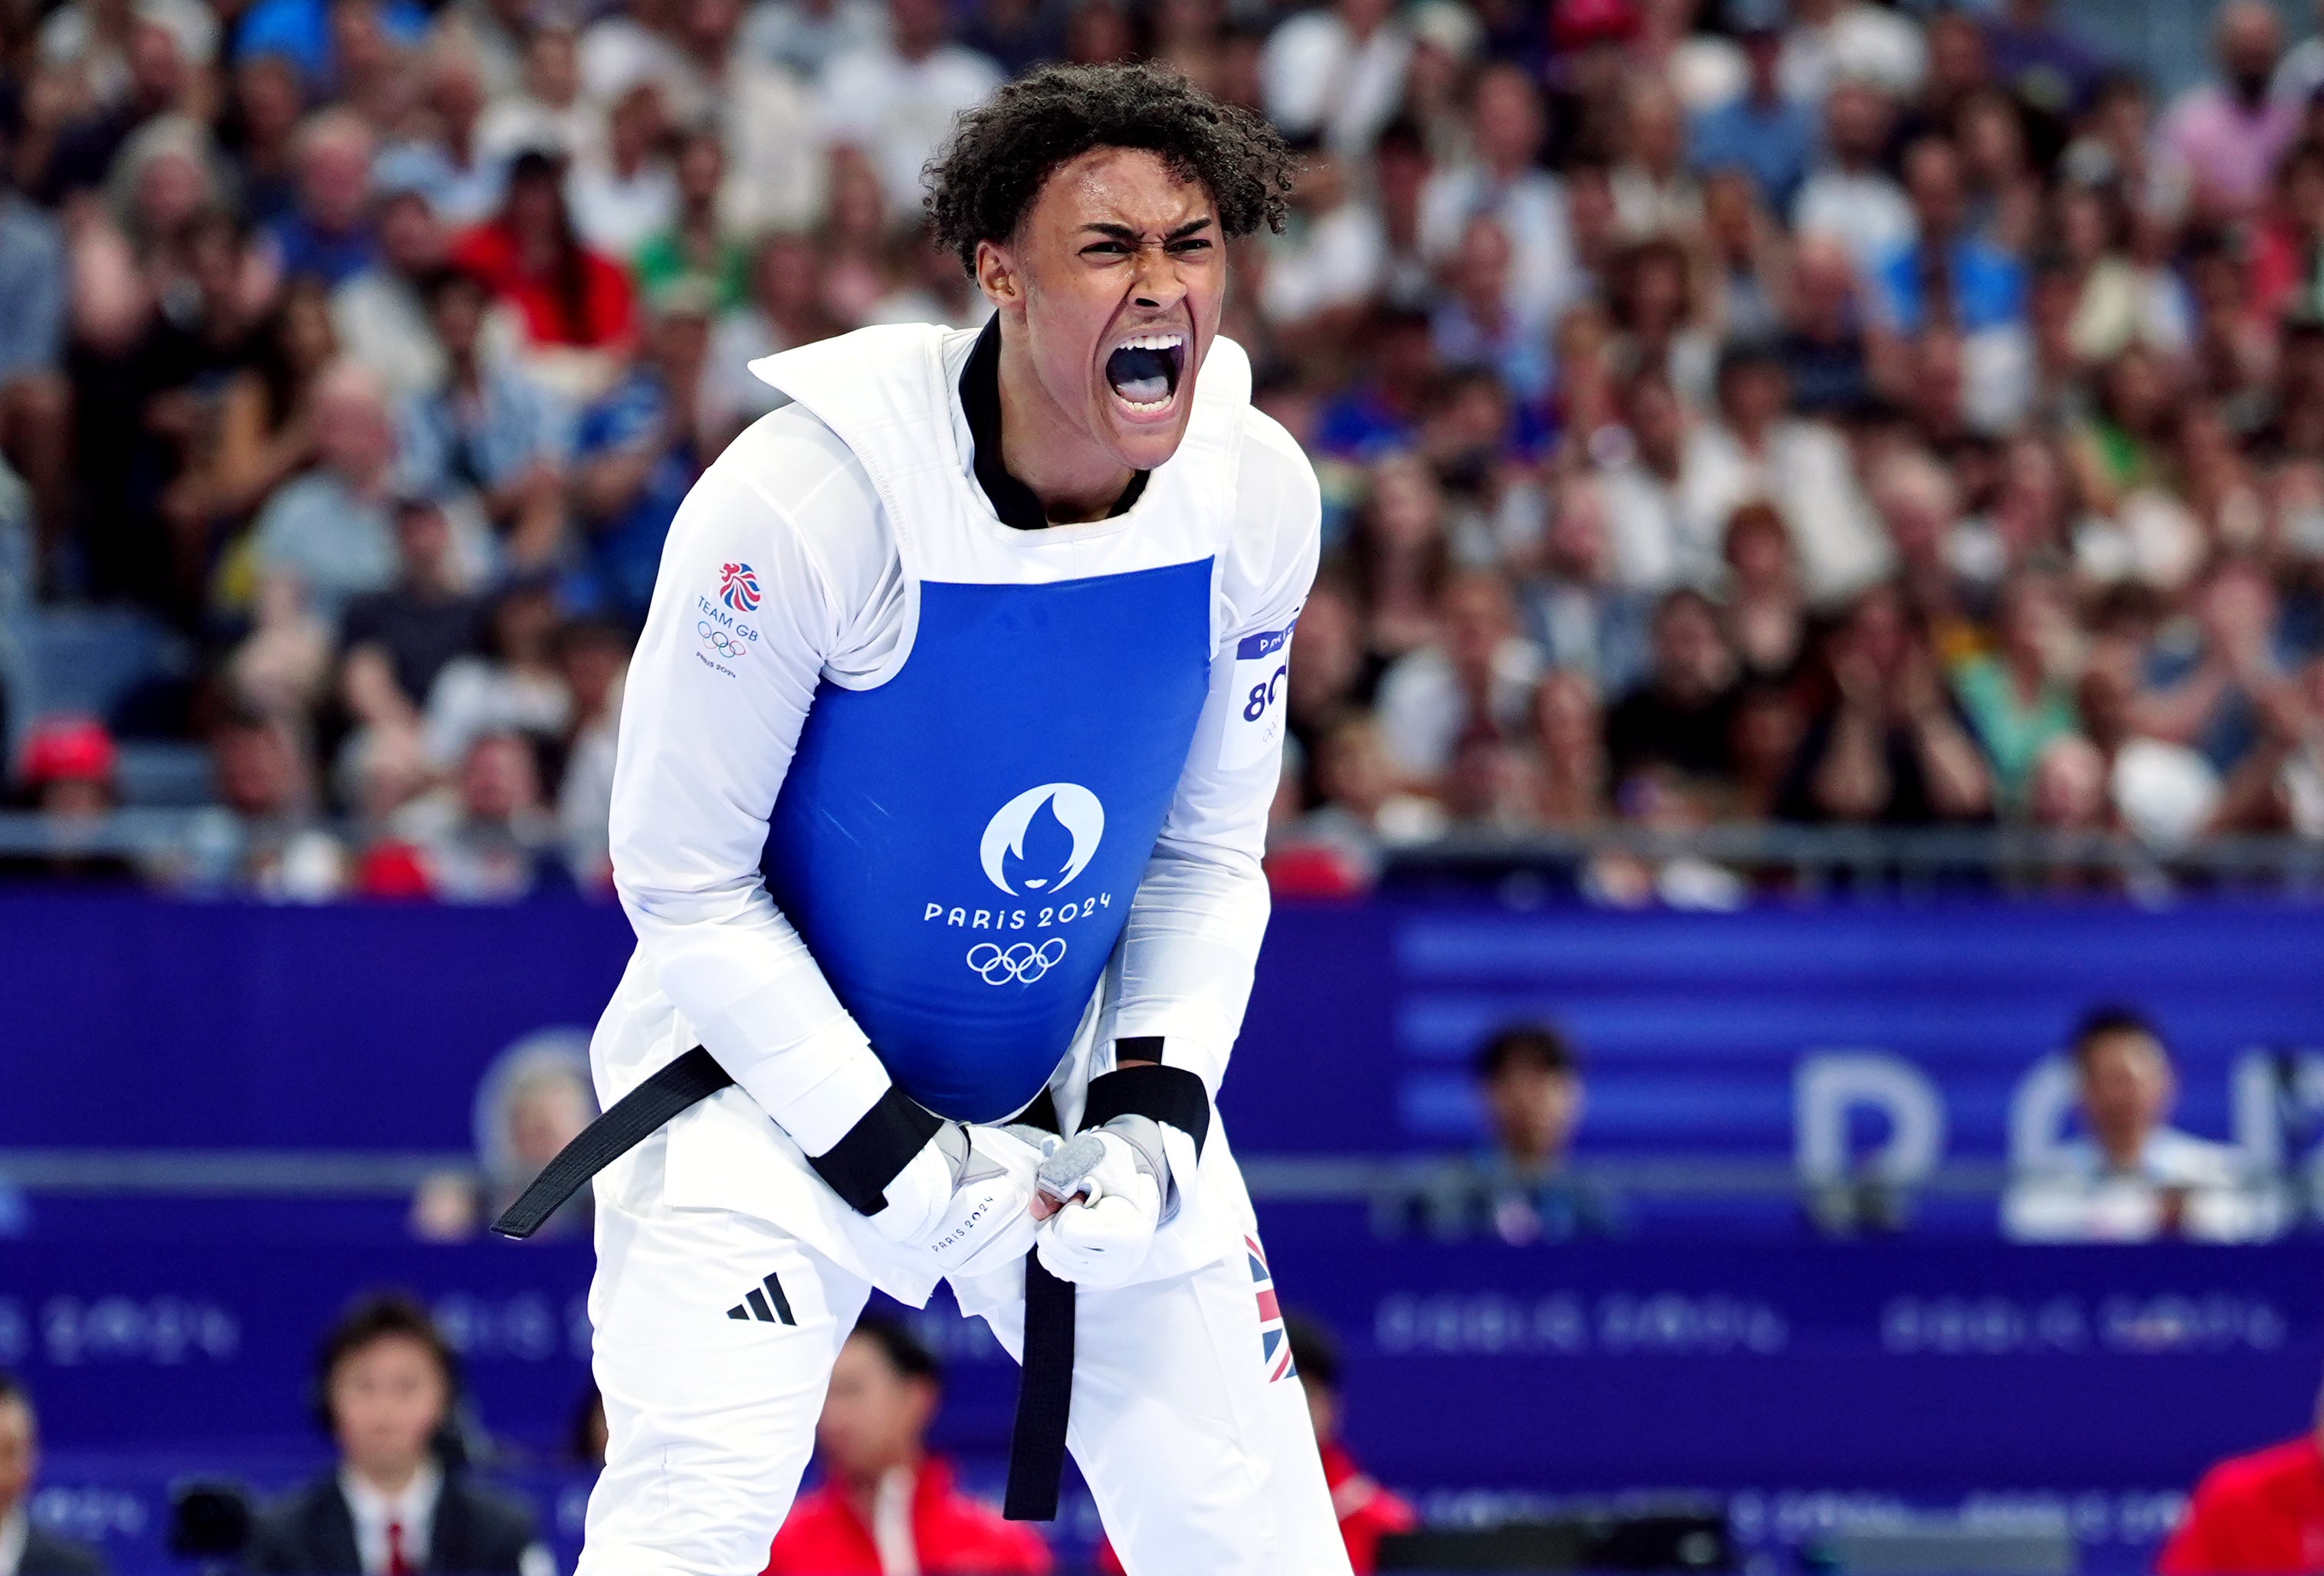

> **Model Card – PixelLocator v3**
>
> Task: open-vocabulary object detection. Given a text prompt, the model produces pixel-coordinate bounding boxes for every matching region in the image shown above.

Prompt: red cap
[1553,0,1639,48]
[21,715,118,786]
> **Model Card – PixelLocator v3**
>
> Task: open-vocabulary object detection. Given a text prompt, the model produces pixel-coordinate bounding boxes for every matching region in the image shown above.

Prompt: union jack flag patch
[1249,1233,1295,1382]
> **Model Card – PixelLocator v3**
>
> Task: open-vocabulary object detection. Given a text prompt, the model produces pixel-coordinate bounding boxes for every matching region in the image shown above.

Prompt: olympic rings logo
[967,938,1067,985]
[698,622,749,658]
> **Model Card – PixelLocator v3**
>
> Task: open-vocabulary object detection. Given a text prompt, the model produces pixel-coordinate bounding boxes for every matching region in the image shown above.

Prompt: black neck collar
[958,314,1151,530]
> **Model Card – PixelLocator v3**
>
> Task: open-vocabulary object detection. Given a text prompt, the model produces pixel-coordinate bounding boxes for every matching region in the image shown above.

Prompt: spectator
[1722,500,1808,682]
[1607,586,1740,787]
[554,617,629,888]
[673,0,827,238]
[1421,1023,1621,1243]
[412,1029,599,1239]
[816,0,1003,213]
[1778,0,1924,107]
[372,44,504,230]
[707,231,836,436]
[2160,1373,2324,1576]
[398,264,571,569]
[1375,570,1543,783]
[1984,0,2111,121]
[1690,0,1815,218]
[264,109,378,289]
[1519,472,1653,694]
[1950,572,2081,816]
[1259,0,1410,162]
[336,496,488,757]
[570,279,715,623]
[246,1294,547,1574]
[453,149,638,399]
[2162,2,2298,223]
[2004,1006,2283,1243]
[422,575,570,769]
[1873,134,2027,342]
[744,0,887,81]
[1776,231,1876,420]
[1419,63,1579,332]
[0,1371,105,1574]
[1784,583,1993,824]
[1792,76,1912,273]
[242,359,403,627]
[0,716,136,885]
[633,126,749,310]
[475,22,592,169]
[420,731,556,901]
[762,1315,1051,1576]
[1681,342,1889,606]
[333,186,455,403]
[566,83,677,261]
[186,708,345,898]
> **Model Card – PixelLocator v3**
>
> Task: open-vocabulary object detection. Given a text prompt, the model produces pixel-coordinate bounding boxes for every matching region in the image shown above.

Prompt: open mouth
[1105,331,1186,417]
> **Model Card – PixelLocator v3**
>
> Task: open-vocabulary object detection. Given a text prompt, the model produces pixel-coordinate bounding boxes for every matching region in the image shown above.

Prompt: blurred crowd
[5,0,2324,896]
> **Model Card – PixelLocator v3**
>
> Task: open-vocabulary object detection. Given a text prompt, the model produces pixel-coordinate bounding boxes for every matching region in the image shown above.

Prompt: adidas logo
[727,1272,797,1326]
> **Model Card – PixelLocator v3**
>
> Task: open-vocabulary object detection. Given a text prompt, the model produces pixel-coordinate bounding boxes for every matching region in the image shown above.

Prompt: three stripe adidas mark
[727,1272,796,1326]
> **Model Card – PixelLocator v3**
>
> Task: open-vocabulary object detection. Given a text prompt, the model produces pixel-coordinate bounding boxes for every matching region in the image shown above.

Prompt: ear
[975,238,1023,311]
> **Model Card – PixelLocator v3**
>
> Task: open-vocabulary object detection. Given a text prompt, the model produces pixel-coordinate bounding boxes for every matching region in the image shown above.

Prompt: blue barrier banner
[7,895,2324,1168]
[2,1231,2316,1574]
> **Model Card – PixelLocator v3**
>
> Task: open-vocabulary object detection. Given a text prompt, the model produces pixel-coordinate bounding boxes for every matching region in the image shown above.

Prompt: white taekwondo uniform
[576,319,1351,1576]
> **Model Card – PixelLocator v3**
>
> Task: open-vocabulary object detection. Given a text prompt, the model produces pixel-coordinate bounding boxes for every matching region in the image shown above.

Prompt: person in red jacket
[2160,1384,2324,1576]
[762,1315,1050,1576]
[1095,1312,1416,1576]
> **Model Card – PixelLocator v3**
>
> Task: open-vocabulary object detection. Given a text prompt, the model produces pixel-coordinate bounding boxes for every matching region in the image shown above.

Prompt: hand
[868,1123,1045,1278]
[1033,1125,1167,1289]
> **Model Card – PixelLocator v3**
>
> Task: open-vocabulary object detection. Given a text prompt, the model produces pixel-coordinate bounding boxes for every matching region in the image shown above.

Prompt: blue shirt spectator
[234,0,428,87]
[1691,94,1816,217]
[1873,135,2028,336]
[570,295,711,623]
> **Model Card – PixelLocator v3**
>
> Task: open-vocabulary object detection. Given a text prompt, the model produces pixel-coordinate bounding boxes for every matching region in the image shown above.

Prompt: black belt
[491,1048,1088,1521]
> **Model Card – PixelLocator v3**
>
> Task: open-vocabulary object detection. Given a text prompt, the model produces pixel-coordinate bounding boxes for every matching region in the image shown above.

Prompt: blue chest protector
[762,560,1214,1121]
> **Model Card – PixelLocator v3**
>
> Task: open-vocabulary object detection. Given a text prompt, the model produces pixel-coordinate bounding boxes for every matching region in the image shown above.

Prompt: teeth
[1115,333,1183,352]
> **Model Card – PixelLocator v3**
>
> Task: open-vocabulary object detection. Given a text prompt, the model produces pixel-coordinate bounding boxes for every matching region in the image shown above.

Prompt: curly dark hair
[924,63,1297,274]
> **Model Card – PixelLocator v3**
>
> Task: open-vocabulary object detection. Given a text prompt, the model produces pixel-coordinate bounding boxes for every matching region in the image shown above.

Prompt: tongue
[1107,346,1173,405]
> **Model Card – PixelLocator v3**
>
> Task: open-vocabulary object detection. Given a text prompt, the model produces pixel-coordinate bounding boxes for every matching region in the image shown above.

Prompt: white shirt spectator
[0,1506,25,1576]
[1679,417,1891,607]
[1374,635,1544,781]
[578,5,691,109]
[715,57,827,235]
[478,93,602,171]
[1793,166,1915,273]
[1259,195,1386,327]
[818,37,1002,211]
[567,155,677,258]
[2003,1130,2283,1243]
[341,1461,441,1576]
[424,656,572,770]
[1778,2,1926,106]
[743,0,887,79]
[1419,164,1579,337]
[1596,454,1692,593]
[1261,4,1414,161]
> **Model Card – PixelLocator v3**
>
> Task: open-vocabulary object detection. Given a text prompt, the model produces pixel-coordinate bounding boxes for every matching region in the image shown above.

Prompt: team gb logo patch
[720,563,762,612]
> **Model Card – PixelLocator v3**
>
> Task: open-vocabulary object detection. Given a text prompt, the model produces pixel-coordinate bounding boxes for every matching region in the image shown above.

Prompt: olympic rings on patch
[698,621,749,658]
[966,938,1068,984]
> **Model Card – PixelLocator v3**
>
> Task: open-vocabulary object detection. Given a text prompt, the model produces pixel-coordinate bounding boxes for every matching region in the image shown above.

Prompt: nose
[1128,242,1188,314]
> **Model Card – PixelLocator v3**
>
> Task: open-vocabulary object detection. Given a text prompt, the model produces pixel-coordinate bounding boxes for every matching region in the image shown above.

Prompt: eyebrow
[1078,217,1216,241]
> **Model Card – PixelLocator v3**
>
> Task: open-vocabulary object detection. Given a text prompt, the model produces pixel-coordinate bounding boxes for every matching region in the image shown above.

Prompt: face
[461,736,539,821]
[508,1076,591,1168]
[817,1335,935,1480]
[329,1335,450,1482]
[978,146,1226,476]
[0,1397,33,1519]
[2078,1030,2173,1157]
[1485,1060,1583,1164]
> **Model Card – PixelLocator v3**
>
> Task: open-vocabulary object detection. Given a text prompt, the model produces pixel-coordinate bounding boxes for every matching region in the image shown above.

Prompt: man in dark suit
[0,1371,107,1574]
[245,1295,547,1576]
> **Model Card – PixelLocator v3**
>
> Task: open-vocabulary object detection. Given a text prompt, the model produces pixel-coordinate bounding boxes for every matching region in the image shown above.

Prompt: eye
[1168,237,1213,254]
[1081,240,1131,256]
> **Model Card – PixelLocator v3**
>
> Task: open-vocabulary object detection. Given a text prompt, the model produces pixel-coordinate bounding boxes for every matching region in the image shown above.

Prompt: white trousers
[575,1134,1353,1576]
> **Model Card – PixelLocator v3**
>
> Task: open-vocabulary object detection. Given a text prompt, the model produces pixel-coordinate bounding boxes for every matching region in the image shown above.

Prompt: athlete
[570,63,1349,1576]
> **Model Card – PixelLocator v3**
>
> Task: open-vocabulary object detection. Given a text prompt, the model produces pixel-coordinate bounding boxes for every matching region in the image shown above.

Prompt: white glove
[868,1122,1045,1277]
[1032,1118,1170,1289]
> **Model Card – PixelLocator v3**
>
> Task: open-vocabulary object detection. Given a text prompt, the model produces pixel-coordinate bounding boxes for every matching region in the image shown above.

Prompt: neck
[996,320,1135,524]
[351,1456,426,1498]
[840,1454,917,1520]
